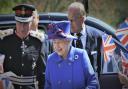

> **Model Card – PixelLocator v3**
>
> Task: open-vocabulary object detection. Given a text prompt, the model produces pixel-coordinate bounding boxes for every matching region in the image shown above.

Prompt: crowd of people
[0,1,127,89]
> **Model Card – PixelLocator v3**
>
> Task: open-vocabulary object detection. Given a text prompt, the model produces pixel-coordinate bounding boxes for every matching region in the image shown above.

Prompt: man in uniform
[0,4,45,89]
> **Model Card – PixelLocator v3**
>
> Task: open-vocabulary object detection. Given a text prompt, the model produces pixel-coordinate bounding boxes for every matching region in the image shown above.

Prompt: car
[0,12,68,31]
[0,12,127,89]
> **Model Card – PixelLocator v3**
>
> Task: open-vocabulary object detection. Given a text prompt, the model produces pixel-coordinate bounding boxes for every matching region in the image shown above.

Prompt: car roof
[0,12,68,26]
[0,12,115,35]
[0,12,127,52]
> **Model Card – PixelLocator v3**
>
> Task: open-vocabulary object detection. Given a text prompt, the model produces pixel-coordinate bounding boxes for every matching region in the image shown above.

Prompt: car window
[85,16,127,74]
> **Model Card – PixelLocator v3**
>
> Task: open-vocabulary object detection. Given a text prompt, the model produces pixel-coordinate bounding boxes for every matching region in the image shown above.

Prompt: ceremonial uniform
[0,31,45,89]
[0,4,45,89]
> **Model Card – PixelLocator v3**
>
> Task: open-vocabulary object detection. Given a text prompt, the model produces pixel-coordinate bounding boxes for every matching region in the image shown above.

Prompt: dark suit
[72,25,102,76]
[85,26,102,76]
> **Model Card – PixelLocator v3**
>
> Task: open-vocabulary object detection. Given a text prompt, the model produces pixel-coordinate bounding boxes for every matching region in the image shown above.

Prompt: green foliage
[89,0,128,28]
[0,0,75,14]
[0,0,127,28]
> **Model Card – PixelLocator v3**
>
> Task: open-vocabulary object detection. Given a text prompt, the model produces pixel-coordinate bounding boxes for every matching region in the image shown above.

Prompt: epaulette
[30,31,45,42]
[0,29,14,39]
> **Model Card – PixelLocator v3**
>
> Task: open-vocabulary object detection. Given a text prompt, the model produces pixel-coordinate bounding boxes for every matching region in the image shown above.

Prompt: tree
[0,0,127,28]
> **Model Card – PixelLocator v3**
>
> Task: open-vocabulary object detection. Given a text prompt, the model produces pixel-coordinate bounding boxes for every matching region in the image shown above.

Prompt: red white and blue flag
[116,28,128,75]
[116,28,128,49]
[102,34,116,62]
[102,27,128,73]
[116,28,128,62]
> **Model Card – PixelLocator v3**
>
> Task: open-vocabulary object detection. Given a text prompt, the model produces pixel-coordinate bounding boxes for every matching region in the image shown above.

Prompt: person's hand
[118,72,128,86]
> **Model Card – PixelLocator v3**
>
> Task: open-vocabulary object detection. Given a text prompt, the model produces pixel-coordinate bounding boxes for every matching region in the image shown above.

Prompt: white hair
[68,2,86,16]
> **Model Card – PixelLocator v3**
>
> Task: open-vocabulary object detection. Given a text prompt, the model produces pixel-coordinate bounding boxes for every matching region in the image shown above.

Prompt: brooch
[74,55,79,60]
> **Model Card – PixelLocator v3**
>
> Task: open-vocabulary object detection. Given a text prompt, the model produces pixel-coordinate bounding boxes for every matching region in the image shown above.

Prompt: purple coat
[45,47,99,89]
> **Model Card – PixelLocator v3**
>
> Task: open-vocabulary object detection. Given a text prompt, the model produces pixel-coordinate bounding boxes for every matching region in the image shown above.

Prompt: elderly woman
[44,21,99,89]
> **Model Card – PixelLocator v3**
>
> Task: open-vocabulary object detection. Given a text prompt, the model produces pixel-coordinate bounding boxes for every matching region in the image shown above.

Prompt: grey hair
[68,2,86,16]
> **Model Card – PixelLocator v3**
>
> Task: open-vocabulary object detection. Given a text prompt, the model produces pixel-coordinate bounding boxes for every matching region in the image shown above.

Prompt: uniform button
[68,80,72,83]
[22,52,24,54]
[68,62,72,66]
[9,56,12,59]
[58,64,61,68]
[22,63,24,67]
[58,80,61,84]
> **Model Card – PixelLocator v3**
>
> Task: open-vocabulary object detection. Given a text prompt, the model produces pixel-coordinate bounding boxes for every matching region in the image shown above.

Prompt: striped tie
[76,33,83,49]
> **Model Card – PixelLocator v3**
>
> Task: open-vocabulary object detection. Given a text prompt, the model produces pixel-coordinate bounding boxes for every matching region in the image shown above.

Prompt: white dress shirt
[80,24,87,49]
[74,24,87,49]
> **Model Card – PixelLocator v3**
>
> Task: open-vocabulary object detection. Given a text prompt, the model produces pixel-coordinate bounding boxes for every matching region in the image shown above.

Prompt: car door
[85,16,125,89]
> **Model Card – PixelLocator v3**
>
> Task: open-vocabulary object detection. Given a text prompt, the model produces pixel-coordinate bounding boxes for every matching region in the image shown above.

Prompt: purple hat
[47,21,77,40]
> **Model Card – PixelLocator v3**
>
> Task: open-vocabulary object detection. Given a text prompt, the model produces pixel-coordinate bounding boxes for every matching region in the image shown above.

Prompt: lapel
[85,26,95,53]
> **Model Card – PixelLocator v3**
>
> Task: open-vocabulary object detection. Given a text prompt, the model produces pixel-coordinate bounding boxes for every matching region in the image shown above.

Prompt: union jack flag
[102,34,116,62]
[116,28,128,61]
[116,28,128,75]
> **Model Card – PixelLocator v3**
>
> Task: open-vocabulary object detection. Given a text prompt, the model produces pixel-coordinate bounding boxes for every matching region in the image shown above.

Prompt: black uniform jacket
[0,32,45,89]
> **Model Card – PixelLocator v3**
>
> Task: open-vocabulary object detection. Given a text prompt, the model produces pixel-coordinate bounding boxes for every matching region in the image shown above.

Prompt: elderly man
[0,4,45,89]
[68,2,102,77]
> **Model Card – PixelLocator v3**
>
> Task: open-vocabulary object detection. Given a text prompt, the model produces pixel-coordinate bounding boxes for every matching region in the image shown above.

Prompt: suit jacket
[45,46,99,89]
[72,25,102,76]
[85,25,102,75]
